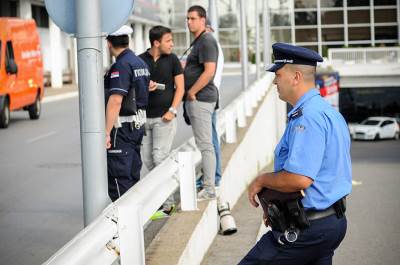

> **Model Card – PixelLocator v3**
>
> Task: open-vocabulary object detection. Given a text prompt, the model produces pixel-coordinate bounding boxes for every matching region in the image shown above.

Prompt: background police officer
[104,25,150,202]
[239,43,352,265]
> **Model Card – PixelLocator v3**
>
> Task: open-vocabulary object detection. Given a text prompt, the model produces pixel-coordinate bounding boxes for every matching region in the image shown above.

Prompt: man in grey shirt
[184,5,219,200]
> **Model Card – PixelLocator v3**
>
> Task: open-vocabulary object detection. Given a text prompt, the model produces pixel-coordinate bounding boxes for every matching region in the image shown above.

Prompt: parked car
[0,18,44,128]
[351,117,400,140]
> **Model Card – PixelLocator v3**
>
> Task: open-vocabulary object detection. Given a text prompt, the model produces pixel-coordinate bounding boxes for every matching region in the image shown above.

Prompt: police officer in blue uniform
[239,43,352,265]
[104,25,150,202]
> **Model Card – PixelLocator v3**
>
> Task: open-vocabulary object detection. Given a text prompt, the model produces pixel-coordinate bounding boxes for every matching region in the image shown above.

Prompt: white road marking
[26,131,56,144]
[352,180,363,186]
[42,91,78,104]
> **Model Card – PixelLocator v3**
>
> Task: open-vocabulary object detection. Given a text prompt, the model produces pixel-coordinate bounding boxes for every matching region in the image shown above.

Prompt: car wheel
[0,97,10,129]
[28,93,41,120]
[374,133,380,141]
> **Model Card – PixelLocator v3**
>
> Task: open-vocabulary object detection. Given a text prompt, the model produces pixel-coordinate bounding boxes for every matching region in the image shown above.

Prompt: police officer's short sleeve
[283,115,326,180]
[198,35,218,64]
[108,63,131,96]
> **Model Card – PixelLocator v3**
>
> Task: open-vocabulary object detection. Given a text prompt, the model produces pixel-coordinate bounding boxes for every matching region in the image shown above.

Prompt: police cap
[106,25,133,47]
[266,43,323,72]
[108,25,133,37]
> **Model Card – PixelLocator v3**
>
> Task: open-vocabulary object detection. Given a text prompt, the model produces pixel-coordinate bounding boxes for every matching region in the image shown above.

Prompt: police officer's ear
[293,70,303,85]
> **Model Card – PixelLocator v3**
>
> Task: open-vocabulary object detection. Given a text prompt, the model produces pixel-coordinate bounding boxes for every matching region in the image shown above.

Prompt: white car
[351,117,400,140]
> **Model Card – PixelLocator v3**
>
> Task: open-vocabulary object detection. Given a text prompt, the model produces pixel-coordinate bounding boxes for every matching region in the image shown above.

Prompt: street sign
[44,0,135,35]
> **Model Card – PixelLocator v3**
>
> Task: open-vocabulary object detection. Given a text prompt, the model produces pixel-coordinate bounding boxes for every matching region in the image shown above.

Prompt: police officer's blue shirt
[104,48,150,109]
[274,89,352,210]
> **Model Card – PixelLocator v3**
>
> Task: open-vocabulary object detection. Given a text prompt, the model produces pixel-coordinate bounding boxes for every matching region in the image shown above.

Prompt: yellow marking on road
[352,180,363,186]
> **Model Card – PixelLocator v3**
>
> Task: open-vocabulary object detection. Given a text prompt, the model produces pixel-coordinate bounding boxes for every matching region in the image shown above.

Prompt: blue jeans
[238,215,347,265]
[212,111,222,185]
[197,110,222,187]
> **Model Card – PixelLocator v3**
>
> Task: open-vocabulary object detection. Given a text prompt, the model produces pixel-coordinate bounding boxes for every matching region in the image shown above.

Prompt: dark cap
[266,42,323,72]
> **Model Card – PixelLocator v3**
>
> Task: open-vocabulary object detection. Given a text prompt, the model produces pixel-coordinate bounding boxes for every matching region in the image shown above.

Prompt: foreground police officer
[104,25,150,202]
[239,43,352,265]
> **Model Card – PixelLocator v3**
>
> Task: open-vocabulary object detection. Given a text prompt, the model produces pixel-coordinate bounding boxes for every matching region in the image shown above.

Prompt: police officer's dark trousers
[238,214,347,265]
[107,122,144,202]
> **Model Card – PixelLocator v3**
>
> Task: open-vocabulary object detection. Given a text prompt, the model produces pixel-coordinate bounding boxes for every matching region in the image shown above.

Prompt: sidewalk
[43,84,78,98]
[201,190,262,265]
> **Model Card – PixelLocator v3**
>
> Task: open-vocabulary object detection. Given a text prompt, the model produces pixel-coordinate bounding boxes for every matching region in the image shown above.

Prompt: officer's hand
[149,80,157,91]
[187,90,196,101]
[162,111,175,121]
[248,177,263,208]
[106,134,111,149]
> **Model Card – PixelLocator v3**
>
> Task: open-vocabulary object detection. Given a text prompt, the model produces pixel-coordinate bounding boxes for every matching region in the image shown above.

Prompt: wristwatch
[168,107,177,116]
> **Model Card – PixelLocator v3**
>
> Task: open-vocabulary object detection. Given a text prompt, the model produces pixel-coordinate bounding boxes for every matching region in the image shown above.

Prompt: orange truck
[0,18,44,128]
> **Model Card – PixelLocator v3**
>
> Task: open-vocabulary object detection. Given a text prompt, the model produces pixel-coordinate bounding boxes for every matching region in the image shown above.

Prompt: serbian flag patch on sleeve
[110,71,120,78]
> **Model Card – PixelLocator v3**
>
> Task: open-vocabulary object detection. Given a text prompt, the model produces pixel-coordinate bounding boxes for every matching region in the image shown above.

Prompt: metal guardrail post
[245,92,254,117]
[237,99,247,128]
[363,49,367,64]
[178,152,198,211]
[225,110,237,143]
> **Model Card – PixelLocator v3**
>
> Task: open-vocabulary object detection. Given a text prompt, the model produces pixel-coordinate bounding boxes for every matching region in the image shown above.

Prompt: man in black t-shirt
[139,26,184,218]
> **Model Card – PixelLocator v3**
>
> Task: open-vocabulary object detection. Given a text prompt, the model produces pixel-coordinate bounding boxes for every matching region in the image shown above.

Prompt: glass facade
[296,28,318,42]
[374,9,397,23]
[321,0,343,7]
[295,11,318,25]
[321,11,343,24]
[348,10,370,24]
[322,28,344,42]
[269,0,399,55]
[169,0,399,62]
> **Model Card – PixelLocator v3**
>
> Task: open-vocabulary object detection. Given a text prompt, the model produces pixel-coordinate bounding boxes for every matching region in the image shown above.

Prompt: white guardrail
[328,47,400,65]
[43,73,275,265]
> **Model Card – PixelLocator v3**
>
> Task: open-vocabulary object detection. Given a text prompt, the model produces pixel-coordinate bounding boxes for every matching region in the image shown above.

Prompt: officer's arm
[188,62,216,95]
[248,170,313,207]
[255,170,313,193]
[105,94,123,135]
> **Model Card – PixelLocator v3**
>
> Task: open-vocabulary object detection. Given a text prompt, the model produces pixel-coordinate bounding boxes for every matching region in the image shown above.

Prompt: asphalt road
[201,139,400,265]
[0,73,255,265]
[334,139,400,265]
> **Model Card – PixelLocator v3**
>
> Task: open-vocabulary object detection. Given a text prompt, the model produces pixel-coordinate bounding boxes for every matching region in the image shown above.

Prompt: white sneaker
[197,189,216,201]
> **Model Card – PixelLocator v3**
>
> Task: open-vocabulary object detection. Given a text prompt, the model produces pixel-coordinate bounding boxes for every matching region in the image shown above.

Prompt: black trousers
[107,123,144,202]
[238,214,347,265]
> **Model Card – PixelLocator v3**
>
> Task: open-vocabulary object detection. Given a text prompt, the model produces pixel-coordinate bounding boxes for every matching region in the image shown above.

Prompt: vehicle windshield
[361,120,380,126]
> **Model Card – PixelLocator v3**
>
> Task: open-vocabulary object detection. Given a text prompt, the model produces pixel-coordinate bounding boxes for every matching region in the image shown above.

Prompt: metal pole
[239,0,248,90]
[255,0,261,79]
[76,0,109,226]
[263,0,271,67]
[185,0,190,48]
[208,0,220,41]
[397,0,400,45]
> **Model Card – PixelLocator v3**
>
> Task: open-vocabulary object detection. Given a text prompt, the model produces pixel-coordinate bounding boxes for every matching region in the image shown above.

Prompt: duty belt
[114,109,146,129]
[305,206,336,221]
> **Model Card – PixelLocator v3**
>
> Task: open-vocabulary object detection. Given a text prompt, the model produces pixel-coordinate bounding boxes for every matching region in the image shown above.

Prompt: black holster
[120,86,137,116]
[333,197,346,218]
[258,188,310,232]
